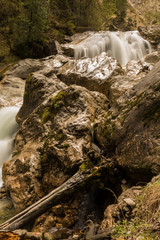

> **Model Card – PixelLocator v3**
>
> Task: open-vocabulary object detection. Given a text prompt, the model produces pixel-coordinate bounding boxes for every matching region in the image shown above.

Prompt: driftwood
[0,169,99,231]
[87,232,111,240]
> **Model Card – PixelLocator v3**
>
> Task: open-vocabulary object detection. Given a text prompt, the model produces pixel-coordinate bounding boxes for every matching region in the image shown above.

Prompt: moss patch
[41,91,66,124]
[0,63,15,81]
[61,144,69,149]
[27,73,33,83]
[41,107,52,124]
[24,91,29,100]
[54,131,64,141]
[79,160,94,172]
[101,119,116,143]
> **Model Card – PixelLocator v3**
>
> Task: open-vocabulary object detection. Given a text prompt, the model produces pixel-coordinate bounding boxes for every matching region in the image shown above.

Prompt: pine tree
[13,0,49,58]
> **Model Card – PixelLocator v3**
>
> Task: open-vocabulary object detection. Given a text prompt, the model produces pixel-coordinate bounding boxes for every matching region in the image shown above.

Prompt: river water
[0,106,19,187]
[74,31,152,65]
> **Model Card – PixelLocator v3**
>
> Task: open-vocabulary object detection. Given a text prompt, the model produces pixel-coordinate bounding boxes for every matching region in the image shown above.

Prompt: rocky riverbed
[0,29,160,239]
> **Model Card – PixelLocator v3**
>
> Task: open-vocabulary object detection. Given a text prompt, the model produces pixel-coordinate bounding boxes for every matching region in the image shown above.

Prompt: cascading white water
[0,107,19,187]
[74,31,152,65]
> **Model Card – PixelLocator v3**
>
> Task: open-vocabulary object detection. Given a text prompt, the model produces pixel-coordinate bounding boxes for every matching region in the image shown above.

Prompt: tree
[115,0,127,20]
[13,0,49,58]
[0,0,19,50]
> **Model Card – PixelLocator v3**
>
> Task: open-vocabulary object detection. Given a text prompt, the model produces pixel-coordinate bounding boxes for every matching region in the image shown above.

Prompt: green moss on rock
[54,132,64,141]
[41,107,52,124]
[79,160,94,172]
[102,120,116,142]
[27,73,33,83]
[24,91,29,100]
[41,91,67,124]
[51,91,66,103]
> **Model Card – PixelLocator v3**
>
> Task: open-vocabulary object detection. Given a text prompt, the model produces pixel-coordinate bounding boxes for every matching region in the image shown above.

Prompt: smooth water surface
[74,31,152,65]
[0,107,19,187]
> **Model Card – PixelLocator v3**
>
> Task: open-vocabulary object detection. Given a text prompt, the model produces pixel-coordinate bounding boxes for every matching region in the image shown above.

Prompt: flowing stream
[0,106,19,187]
[74,31,152,65]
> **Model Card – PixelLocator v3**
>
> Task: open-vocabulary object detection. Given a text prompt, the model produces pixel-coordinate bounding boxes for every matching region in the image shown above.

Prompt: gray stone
[123,198,136,208]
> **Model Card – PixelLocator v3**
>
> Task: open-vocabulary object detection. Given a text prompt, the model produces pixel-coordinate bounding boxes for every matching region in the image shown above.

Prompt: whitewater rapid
[74,31,152,65]
[0,107,19,187]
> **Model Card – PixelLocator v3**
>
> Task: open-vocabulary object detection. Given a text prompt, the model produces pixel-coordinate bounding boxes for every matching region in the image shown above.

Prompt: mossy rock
[41,91,67,124]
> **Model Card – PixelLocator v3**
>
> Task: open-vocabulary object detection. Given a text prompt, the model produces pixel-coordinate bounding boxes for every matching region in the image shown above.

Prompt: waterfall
[0,107,19,187]
[74,31,152,65]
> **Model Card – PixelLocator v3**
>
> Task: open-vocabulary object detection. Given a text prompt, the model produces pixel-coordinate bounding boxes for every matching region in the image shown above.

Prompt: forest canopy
[0,0,127,58]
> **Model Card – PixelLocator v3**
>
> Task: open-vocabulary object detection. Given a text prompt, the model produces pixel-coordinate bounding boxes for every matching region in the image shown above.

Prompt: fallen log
[0,157,115,231]
[0,168,100,231]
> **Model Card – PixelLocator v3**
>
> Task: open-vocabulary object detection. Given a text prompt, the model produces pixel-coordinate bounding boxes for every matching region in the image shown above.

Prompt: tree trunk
[0,157,115,231]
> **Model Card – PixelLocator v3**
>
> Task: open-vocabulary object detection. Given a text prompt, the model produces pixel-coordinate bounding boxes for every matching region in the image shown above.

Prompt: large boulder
[0,55,66,108]
[0,76,25,108]
[0,54,70,108]
[58,53,124,98]
[3,80,109,210]
[17,73,67,124]
[58,52,155,104]
[96,61,160,182]
[5,55,70,80]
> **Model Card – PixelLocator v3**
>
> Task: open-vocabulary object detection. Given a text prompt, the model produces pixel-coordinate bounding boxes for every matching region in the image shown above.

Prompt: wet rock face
[58,52,123,97]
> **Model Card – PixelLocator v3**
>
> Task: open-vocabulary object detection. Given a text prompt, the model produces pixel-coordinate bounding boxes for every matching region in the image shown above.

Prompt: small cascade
[74,31,152,65]
[0,107,19,187]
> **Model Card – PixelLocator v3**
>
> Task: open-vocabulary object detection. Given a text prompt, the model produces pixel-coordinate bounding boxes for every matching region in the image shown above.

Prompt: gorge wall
[0,28,160,239]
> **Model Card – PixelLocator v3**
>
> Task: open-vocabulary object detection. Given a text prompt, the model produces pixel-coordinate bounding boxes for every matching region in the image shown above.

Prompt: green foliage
[51,91,66,103]
[101,118,116,143]
[112,219,157,239]
[112,176,160,239]
[61,144,69,148]
[145,11,160,24]
[115,0,127,20]
[48,0,128,33]
[13,0,49,58]
[0,0,128,59]
[0,63,15,80]
[101,0,117,21]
